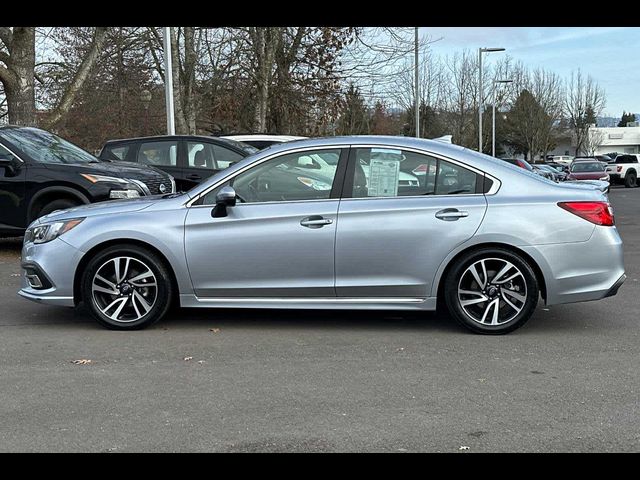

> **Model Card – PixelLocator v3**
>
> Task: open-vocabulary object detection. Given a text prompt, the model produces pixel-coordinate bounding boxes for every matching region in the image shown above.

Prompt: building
[548,125,640,158]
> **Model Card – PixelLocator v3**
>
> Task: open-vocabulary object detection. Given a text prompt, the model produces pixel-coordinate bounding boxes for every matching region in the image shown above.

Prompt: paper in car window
[368,158,400,197]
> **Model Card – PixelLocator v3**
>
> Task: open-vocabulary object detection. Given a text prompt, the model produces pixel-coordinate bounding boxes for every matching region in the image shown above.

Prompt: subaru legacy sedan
[18,136,625,334]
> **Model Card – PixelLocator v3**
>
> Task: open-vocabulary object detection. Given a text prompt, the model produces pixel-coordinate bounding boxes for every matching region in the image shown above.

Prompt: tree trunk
[169,27,189,134]
[251,28,280,132]
[182,27,197,134]
[2,27,36,126]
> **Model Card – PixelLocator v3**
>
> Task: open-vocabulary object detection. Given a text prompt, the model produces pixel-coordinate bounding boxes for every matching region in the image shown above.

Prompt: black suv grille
[128,170,174,195]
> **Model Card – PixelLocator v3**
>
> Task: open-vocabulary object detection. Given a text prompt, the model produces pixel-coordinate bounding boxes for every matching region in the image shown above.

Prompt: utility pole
[415,27,420,138]
[163,27,176,135]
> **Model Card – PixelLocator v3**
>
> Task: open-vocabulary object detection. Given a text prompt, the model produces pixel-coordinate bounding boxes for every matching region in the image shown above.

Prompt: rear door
[181,140,246,190]
[132,139,182,189]
[335,146,488,298]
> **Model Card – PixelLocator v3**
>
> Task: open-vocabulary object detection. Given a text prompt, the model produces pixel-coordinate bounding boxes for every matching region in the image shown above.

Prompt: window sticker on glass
[368,158,400,197]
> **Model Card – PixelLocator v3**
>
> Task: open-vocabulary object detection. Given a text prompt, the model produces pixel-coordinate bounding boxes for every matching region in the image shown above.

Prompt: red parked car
[567,160,610,181]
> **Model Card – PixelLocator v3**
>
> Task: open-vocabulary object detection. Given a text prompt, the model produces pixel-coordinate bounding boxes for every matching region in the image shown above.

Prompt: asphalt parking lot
[1,186,639,453]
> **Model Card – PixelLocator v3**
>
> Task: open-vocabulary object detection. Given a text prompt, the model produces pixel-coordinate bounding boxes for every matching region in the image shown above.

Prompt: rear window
[615,155,638,164]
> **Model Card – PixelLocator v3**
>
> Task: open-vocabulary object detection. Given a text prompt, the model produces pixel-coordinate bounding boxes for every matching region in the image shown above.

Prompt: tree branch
[0,27,12,49]
[43,27,108,129]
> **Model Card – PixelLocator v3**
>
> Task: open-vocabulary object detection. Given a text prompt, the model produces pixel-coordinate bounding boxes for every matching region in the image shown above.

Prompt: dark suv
[99,135,257,191]
[0,126,175,237]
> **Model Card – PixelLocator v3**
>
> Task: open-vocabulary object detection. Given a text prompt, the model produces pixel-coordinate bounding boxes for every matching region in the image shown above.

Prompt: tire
[36,198,81,219]
[624,171,636,188]
[81,244,173,330]
[443,248,539,335]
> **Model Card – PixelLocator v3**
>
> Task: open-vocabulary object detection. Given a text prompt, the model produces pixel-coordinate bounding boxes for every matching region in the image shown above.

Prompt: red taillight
[617,166,623,173]
[517,160,527,169]
[412,164,429,174]
[558,201,614,226]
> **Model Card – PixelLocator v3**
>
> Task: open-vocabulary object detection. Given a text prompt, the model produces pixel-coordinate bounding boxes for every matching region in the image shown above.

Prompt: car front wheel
[444,248,539,334]
[81,244,173,330]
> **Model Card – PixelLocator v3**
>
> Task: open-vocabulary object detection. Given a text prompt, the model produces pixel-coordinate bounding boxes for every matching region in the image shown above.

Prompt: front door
[0,142,26,232]
[335,146,488,298]
[184,147,348,297]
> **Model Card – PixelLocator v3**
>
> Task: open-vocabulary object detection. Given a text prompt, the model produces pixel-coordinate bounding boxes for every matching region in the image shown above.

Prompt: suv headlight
[81,174,145,198]
[25,218,84,244]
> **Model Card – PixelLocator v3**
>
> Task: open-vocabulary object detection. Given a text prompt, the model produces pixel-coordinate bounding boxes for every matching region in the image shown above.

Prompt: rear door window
[137,141,178,167]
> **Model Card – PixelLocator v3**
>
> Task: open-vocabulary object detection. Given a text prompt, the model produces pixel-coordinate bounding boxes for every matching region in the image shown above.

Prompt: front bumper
[17,237,83,307]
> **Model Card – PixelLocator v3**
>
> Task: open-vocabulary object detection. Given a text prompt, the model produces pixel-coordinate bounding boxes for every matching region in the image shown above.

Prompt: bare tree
[0,27,36,125]
[565,70,606,156]
[0,27,107,128]
[585,126,605,156]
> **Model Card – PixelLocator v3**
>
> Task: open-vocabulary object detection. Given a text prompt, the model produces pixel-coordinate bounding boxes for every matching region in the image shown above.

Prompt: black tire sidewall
[444,248,539,335]
[81,244,173,330]
[625,172,636,188]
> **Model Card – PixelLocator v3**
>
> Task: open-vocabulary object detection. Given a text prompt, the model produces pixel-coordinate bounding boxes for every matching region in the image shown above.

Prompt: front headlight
[81,173,132,185]
[25,218,84,244]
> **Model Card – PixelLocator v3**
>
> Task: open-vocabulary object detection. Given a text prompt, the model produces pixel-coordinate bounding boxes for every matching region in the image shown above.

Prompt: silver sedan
[18,136,625,334]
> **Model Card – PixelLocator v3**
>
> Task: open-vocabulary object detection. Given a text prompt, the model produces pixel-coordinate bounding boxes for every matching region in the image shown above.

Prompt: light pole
[414,27,420,138]
[492,79,512,157]
[478,47,505,152]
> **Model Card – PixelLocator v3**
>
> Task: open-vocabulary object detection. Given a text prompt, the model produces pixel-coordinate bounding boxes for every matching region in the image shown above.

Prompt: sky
[421,27,639,118]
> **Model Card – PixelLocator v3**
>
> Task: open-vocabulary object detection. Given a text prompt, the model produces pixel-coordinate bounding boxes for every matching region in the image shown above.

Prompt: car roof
[103,134,232,144]
[222,134,308,142]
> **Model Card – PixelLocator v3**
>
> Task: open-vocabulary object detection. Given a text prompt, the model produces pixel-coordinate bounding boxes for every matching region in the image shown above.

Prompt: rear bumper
[604,274,626,298]
[608,173,621,183]
[521,226,625,306]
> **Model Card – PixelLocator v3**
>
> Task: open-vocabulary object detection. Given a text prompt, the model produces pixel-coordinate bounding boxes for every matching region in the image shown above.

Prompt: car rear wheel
[81,244,173,330]
[624,172,637,188]
[444,248,539,334]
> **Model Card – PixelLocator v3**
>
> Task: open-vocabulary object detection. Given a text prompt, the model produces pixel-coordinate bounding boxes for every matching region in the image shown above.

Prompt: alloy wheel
[457,257,527,326]
[91,256,158,323]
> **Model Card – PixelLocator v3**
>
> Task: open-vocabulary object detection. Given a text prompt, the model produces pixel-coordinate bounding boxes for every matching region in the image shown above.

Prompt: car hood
[32,196,164,226]
[46,160,163,176]
[569,171,607,180]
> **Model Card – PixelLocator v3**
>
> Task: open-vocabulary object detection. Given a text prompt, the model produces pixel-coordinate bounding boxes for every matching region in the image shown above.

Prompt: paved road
[1,186,639,452]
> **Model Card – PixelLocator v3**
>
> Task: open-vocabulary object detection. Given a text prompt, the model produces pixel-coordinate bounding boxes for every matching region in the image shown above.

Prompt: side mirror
[211,185,237,218]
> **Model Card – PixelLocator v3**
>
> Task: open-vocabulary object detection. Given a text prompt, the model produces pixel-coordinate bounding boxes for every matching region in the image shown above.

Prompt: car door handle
[300,216,333,228]
[435,209,469,221]
[186,174,202,180]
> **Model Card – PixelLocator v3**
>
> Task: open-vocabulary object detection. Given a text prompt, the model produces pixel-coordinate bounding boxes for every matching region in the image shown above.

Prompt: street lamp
[478,47,505,152]
[492,79,512,157]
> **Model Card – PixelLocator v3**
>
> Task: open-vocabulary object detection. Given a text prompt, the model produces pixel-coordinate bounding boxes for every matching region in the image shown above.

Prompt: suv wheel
[81,244,173,330]
[624,171,637,188]
[444,248,539,334]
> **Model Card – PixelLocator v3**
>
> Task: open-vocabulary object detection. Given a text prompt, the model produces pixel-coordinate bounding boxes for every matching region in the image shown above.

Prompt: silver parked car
[19,136,625,334]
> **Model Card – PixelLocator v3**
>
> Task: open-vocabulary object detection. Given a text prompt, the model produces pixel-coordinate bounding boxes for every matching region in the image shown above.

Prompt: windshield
[571,162,604,172]
[0,127,99,164]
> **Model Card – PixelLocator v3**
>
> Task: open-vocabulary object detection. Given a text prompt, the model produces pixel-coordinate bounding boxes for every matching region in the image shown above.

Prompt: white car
[222,134,308,150]
[551,155,574,166]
